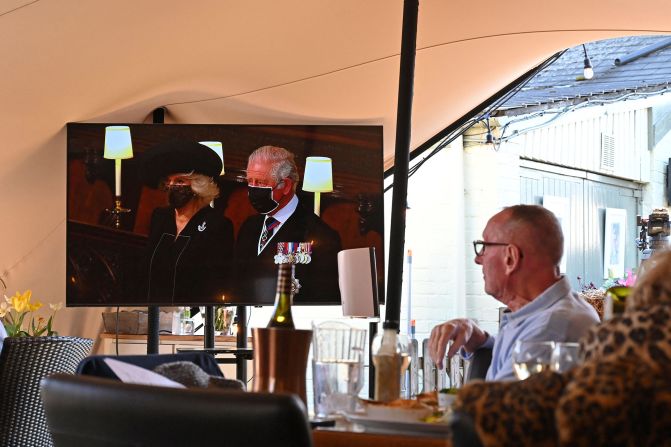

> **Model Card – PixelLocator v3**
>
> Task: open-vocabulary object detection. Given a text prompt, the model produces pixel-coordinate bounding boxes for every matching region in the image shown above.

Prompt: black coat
[234,203,341,305]
[145,206,234,305]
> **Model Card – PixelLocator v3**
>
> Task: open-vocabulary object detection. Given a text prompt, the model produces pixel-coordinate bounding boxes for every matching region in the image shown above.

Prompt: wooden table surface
[313,427,451,447]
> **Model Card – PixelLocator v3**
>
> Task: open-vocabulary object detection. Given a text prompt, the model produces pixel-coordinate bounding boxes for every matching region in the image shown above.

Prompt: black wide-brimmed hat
[139,140,223,188]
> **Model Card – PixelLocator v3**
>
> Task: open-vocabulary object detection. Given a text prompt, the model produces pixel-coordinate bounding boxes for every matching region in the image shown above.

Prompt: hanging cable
[384,49,567,192]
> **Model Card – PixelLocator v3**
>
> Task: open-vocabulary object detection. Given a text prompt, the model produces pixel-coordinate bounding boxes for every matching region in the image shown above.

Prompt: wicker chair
[0,336,93,447]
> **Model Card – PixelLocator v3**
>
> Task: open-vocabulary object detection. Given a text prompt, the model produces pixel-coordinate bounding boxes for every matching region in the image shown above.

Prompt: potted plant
[0,289,93,447]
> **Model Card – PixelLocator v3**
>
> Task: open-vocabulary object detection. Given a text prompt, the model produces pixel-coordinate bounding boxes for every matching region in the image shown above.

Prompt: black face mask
[248,185,279,214]
[167,185,195,209]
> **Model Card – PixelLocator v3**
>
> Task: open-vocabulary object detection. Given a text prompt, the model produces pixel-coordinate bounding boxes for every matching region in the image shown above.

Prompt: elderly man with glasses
[428,204,599,381]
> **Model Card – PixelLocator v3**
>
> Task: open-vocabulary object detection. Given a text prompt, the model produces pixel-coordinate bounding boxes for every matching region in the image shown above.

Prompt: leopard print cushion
[454,370,569,447]
[556,357,660,447]
[556,304,671,446]
[453,303,671,447]
[581,304,671,374]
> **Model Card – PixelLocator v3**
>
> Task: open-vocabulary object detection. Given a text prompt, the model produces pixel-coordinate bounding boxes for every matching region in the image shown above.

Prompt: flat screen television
[66,123,384,307]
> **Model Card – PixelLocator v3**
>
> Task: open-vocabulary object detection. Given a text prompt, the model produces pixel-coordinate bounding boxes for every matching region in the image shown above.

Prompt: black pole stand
[384,0,418,328]
[368,321,378,399]
[204,306,215,349]
[369,0,418,397]
[147,307,160,354]
[236,305,248,381]
[147,107,166,355]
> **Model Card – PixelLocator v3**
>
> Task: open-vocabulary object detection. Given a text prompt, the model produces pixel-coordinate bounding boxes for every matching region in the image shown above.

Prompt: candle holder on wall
[103,126,133,229]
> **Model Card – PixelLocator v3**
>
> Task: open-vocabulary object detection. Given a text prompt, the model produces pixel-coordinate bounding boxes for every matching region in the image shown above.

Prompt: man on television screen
[235,145,341,304]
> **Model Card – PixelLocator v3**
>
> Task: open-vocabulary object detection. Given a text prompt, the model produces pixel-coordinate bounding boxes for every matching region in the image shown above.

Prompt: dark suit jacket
[234,202,341,305]
[145,206,234,305]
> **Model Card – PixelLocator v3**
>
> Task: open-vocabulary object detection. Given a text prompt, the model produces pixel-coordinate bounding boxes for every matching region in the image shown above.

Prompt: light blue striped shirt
[483,276,600,381]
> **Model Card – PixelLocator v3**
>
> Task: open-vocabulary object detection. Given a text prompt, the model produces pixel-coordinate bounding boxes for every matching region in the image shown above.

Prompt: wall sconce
[103,126,133,228]
[582,44,594,80]
[302,156,333,216]
[198,141,226,175]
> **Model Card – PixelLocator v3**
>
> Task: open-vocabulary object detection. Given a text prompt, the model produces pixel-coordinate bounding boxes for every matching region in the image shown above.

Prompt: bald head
[497,205,564,267]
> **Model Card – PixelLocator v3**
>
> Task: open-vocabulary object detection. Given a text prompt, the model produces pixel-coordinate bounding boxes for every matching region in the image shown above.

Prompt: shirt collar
[502,276,571,325]
[270,194,298,224]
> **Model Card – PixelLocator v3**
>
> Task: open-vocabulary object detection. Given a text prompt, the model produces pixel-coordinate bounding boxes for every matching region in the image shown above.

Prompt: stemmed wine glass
[512,340,554,380]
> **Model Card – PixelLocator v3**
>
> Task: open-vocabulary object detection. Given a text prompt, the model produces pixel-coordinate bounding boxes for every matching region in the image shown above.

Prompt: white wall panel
[511,106,649,180]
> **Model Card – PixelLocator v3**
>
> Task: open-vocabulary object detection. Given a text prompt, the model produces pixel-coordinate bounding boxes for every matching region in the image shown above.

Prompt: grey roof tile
[500,36,671,113]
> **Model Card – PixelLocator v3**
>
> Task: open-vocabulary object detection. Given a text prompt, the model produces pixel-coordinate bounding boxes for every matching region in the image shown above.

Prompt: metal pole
[204,306,215,349]
[236,305,247,381]
[368,321,378,399]
[385,0,418,328]
[406,249,413,335]
[147,107,166,354]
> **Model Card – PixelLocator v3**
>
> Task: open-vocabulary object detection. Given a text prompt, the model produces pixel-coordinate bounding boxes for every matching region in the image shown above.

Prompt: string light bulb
[582,44,594,80]
[485,116,495,145]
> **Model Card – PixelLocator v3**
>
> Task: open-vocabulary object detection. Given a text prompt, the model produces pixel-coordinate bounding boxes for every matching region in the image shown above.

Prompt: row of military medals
[274,242,313,296]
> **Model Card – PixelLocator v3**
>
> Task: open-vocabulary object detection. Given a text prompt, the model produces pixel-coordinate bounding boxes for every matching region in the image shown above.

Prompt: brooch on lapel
[198,221,207,232]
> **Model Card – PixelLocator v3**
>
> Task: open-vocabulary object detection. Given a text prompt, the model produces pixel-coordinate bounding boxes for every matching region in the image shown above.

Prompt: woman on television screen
[139,140,233,305]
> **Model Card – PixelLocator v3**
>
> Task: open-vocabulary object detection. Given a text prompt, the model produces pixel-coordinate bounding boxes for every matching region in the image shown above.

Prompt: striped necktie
[259,216,280,252]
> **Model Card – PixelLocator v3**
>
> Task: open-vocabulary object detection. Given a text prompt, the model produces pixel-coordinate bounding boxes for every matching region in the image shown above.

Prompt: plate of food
[345,392,451,437]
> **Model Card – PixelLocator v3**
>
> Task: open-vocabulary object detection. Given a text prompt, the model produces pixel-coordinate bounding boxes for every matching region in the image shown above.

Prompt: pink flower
[617,269,637,287]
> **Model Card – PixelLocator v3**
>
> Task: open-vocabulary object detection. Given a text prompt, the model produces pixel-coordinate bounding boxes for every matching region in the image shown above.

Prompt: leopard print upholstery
[556,357,660,447]
[556,303,671,446]
[453,303,671,447]
[581,304,671,375]
[454,370,569,447]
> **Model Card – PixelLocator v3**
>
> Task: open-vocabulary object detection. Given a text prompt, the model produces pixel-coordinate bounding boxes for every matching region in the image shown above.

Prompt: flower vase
[0,336,93,447]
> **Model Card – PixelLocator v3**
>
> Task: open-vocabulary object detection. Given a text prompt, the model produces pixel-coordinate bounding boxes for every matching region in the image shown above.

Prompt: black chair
[41,374,313,447]
[450,411,484,447]
[465,347,493,382]
[76,352,224,379]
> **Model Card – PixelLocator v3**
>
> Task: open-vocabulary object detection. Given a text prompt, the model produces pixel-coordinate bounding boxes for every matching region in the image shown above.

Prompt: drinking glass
[512,340,554,380]
[312,321,367,417]
[550,342,583,373]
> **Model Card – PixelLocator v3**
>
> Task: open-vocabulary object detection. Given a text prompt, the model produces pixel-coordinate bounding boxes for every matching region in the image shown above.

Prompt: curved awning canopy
[2,0,670,172]
[1,1,671,338]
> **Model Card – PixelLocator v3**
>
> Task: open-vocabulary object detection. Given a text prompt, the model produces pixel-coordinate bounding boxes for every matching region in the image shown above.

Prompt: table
[99,334,250,380]
[313,428,451,447]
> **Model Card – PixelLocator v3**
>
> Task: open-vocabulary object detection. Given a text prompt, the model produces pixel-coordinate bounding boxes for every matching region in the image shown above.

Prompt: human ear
[279,178,293,194]
[504,244,522,274]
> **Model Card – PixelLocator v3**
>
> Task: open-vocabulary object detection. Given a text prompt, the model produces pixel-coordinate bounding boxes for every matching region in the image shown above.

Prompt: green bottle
[267,263,295,329]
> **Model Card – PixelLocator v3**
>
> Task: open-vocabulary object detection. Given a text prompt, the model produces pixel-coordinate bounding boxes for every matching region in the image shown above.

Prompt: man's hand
[428,319,488,369]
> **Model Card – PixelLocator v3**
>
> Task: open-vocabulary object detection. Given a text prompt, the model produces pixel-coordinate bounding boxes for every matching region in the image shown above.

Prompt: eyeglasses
[159,178,191,190]
[246,178,285,189]
[472,240,510,256]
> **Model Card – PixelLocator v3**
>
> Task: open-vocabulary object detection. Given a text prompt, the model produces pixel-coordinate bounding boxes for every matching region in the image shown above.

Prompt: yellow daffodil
[1,289,61,337]
[9,290,31,313]
[28,300,43,312]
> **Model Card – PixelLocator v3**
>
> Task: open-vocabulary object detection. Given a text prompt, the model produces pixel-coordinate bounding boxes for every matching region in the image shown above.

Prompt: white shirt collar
[270,194,298,224]
[258,195,299,254]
